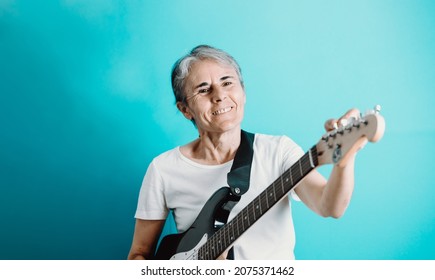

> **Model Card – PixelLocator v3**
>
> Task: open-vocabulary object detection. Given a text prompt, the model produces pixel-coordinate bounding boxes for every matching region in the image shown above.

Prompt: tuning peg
[339,119,348,127]
[353,120,361,128]
[363,105,382,117]
[374,104,381,114]
[344,117,356,131]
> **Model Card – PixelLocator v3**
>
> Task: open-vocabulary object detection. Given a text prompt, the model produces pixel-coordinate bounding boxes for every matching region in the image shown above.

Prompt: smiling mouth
[212,106,233,116]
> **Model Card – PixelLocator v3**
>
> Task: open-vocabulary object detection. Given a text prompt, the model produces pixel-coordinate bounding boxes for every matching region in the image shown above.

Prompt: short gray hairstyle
[171,45,244,104]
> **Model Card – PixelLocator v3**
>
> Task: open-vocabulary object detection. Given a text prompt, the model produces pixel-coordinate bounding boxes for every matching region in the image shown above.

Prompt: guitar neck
[198,146,319,260]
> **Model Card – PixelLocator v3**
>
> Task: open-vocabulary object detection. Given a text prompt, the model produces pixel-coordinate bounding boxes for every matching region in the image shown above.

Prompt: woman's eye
[223,81,232,86]
[198,88,210,94]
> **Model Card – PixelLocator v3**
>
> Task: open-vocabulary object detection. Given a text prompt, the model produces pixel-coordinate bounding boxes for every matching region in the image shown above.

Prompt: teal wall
[1,1,434,259]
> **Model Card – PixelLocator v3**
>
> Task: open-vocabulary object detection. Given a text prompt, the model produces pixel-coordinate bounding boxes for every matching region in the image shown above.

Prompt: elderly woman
[128,45,360,260]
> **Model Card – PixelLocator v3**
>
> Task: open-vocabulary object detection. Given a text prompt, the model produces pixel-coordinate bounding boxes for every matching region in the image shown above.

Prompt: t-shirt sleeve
[279,136,305,201]
[134,160,169,220]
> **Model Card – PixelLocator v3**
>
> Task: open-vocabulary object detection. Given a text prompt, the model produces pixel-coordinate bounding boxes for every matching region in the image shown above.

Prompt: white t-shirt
[135,133,304,259]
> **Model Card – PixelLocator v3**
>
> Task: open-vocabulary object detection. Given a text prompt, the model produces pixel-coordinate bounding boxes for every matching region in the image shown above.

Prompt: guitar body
[153,187,231,260]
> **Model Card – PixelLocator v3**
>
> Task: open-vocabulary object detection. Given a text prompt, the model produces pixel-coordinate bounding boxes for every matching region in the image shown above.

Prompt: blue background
[1,1,434,260]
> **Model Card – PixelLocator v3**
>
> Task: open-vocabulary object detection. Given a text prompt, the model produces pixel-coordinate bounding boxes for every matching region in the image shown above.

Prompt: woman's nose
[211,87,227,102]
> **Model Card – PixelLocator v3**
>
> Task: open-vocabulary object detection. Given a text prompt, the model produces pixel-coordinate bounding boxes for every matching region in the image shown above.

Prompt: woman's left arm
[294,108,361,218]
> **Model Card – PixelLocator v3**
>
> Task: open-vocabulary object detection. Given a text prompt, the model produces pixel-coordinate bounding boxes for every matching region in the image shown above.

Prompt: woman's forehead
[187,59,237,81]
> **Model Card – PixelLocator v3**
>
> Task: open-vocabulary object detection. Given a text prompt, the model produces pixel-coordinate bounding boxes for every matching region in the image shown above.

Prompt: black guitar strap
[227,130,255,197]
[215,130,255,259]
[215,130,255,223]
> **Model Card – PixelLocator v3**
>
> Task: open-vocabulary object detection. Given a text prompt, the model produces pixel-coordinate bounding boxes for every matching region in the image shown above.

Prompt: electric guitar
[153,106,386,260]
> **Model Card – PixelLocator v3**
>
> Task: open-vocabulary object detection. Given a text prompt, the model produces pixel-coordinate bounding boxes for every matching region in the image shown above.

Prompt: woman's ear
[176,101,193,120]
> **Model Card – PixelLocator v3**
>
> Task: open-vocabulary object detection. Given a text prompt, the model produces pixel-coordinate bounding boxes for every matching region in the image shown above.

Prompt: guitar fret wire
[308,149,315,168]
[299,157,304,178]
[244,206,250,228]
[207,236,211,258]
[219,228,224,253]
[209,234,215,259]
[210,235,215,258]
[225,221,230,247]
[224,224,230,252]
[230,220,235,243]
[264,188,269,209]
[218,229,225,256]
[280,173,285,197]
[205,239,210,259]
[271,186,275,203]
[251,201,256,224]
[273,181,277,202]
[258,196,264,216]
[211,234,215,258]
[258,195,262,215]
[291,166,297,187]
[235,216,240,244]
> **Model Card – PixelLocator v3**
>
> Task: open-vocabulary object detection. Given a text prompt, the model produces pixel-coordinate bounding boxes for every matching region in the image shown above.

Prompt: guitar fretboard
[198,146,319,260]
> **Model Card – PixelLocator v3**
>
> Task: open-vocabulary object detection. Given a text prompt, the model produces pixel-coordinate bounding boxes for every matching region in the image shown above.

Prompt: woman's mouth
[212,106,233,116]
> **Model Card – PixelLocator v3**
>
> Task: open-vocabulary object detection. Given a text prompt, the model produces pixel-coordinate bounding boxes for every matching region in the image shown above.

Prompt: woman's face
[177,59,246,134]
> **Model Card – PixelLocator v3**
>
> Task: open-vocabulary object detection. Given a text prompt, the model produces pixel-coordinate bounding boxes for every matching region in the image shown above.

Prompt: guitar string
[203,119,369,256]
[200,147,318,259]
[203,149,316,259]
[215,147,318,259]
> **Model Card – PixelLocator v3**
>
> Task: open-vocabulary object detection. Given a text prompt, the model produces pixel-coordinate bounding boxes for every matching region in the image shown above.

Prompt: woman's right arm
[127,219,166,260]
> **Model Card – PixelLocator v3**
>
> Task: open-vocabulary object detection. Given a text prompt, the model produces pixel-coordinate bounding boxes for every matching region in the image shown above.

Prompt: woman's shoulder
[152,146,181,165]
[254,132,299,148]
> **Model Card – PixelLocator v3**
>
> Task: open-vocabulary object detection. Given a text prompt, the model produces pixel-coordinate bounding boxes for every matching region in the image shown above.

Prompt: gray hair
[171,45,244,104]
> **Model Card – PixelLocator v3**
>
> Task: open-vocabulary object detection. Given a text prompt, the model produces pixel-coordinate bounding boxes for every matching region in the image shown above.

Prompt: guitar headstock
[316,105,385,167]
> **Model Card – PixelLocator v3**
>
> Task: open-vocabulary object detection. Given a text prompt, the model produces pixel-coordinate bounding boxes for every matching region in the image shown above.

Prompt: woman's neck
[182,128,241,165]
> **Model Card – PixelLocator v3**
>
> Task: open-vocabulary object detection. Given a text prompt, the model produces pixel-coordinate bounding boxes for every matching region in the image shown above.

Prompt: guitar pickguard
[170,234,208,260]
